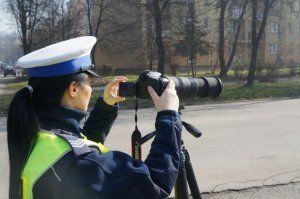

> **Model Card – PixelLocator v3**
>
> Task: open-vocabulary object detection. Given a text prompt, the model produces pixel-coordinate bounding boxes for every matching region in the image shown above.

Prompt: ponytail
[7,72,89,199]
[7,87,39,199]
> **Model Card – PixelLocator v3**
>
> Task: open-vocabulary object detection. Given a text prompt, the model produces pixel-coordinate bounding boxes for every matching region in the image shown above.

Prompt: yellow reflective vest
[21,130,108,199]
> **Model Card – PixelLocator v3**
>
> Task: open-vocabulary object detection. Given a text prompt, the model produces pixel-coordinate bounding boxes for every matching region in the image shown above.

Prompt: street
[202,183,300,199]
[105,99,300,196]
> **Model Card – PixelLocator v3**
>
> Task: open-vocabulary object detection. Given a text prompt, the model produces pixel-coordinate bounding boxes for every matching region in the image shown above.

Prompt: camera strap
[131,98,142,160]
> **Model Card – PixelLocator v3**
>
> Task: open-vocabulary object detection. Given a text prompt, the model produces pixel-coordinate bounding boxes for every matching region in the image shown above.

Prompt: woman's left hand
[103,76,128,105]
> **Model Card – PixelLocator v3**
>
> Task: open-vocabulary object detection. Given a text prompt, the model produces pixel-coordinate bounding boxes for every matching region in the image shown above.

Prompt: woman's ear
[68,82,78,98]
[60,82,78,108]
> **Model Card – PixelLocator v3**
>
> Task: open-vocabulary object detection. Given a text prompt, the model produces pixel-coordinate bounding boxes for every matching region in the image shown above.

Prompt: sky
[0,0,17,35]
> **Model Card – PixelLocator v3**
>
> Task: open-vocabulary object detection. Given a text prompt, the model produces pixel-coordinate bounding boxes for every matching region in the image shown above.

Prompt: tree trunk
[88,0,104,66]
[91,47,96,65]
[218,0,227,77]
[86,0,94,36]
[149,58,153,71]
[248,44,259,85]
[247,0,272,85]
[219,0,248,77]
[224,0,249,76]
[247,0,258,85]
[153,0,165,75]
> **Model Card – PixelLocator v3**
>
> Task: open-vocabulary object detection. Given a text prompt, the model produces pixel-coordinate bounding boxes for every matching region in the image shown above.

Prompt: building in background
[264,1,300,67]
[91,0,148,73]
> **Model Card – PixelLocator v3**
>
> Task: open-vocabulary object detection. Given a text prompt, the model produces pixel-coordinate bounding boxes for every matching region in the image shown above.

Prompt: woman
[7,36,182,199]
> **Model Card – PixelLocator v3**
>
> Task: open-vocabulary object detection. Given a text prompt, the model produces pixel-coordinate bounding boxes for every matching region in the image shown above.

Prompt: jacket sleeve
[82,97,118,143]
[62,110,182,199]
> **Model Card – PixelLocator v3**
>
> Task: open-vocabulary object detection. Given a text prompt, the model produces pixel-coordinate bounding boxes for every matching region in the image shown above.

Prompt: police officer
[7,36,182,199]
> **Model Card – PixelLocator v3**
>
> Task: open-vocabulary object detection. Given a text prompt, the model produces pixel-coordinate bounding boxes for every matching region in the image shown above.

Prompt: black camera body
[119,70,222,99]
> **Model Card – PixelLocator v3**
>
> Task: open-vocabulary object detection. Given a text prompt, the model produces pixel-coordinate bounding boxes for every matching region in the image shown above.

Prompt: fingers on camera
[114,76,128,82]
[148,86,159,100]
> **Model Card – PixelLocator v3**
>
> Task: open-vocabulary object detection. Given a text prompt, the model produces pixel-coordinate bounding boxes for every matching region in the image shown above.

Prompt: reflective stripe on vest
[21,131,108,199]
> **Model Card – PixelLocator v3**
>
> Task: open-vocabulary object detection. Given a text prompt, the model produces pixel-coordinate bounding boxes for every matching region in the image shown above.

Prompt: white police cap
[17,36,100,77]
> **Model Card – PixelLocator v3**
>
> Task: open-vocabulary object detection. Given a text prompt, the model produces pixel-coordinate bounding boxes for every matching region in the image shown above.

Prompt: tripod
[131,106,202,199]
[174,138,202,199]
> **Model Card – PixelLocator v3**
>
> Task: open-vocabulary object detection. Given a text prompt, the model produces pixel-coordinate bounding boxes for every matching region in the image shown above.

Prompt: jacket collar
[38,105,88,137]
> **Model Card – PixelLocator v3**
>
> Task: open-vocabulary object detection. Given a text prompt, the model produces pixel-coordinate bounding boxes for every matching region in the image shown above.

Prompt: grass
[4,81,27,90]
[0,95,13,115]
[217,82,300,100]
[92,75,140,86]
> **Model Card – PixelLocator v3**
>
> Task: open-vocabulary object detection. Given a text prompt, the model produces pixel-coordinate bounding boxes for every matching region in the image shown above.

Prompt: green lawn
[0,95,13,115]
[4,81,27,90]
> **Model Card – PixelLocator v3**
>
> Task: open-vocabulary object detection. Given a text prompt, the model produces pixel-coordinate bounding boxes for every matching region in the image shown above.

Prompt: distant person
[7,36,182,199]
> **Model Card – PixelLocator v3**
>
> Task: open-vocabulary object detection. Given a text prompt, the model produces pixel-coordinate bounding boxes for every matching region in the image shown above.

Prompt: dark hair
[7,72,90,199]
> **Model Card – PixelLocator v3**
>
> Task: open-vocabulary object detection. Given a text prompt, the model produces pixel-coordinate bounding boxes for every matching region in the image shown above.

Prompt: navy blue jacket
[33,97,182,199]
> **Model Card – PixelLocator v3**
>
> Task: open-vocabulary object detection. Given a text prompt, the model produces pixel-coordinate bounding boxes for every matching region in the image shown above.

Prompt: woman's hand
[148,80,179,112]
[103,76,128,106]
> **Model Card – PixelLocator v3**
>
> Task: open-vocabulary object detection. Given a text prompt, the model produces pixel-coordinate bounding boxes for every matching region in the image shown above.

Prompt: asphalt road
[201,182,300,199]
[105,99,300,197]
[0,77,300,198]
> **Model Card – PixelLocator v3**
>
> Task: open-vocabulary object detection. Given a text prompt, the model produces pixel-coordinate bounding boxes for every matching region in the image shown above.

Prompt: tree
[59,0,86,40]
[145,0,197,74]
[7,0,46,55]
[7,0,86,53]
[145,22,157,71]
[84,0,105,64]
[218,0,249,77]
[175,0,209,77]
[30,0,86,49]
[85,0,143,65]
[151,0,166,74]
[247,0,278,85]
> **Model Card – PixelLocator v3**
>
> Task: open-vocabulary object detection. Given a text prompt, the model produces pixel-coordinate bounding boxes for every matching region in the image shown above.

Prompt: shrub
[102,64,114,75]
[257,64,279,82]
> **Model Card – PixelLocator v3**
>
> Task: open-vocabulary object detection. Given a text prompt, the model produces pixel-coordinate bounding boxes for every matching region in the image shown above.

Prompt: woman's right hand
[103,76,128,106]
[147,80,179,112]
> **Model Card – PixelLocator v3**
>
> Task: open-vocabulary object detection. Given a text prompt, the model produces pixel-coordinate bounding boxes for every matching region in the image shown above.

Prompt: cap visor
[86,70,100,78]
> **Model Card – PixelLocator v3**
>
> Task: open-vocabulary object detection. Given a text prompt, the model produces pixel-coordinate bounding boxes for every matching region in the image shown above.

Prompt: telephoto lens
[168,76,222,98]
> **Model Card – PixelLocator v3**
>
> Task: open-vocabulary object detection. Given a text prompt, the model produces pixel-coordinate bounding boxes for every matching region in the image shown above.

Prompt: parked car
[4,66,17,77]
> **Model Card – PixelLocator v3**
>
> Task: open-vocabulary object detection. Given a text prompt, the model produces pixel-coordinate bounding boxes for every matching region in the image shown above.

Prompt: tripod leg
[174,150,190,199]
[184,148,202,199]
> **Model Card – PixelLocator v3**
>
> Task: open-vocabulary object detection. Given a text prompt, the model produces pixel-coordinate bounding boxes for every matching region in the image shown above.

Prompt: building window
[232,6,242,18]
[288,44,293,55]
[295,2,300,12]
[271,22,279,33]
[288,23,293,33]
[272,1,281,12]
[257,12,263,20]
[297,25,300,34]
[269,43,278,54]
[162,30,171,38]
[204,17,210,30]
[228,21,237,33]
